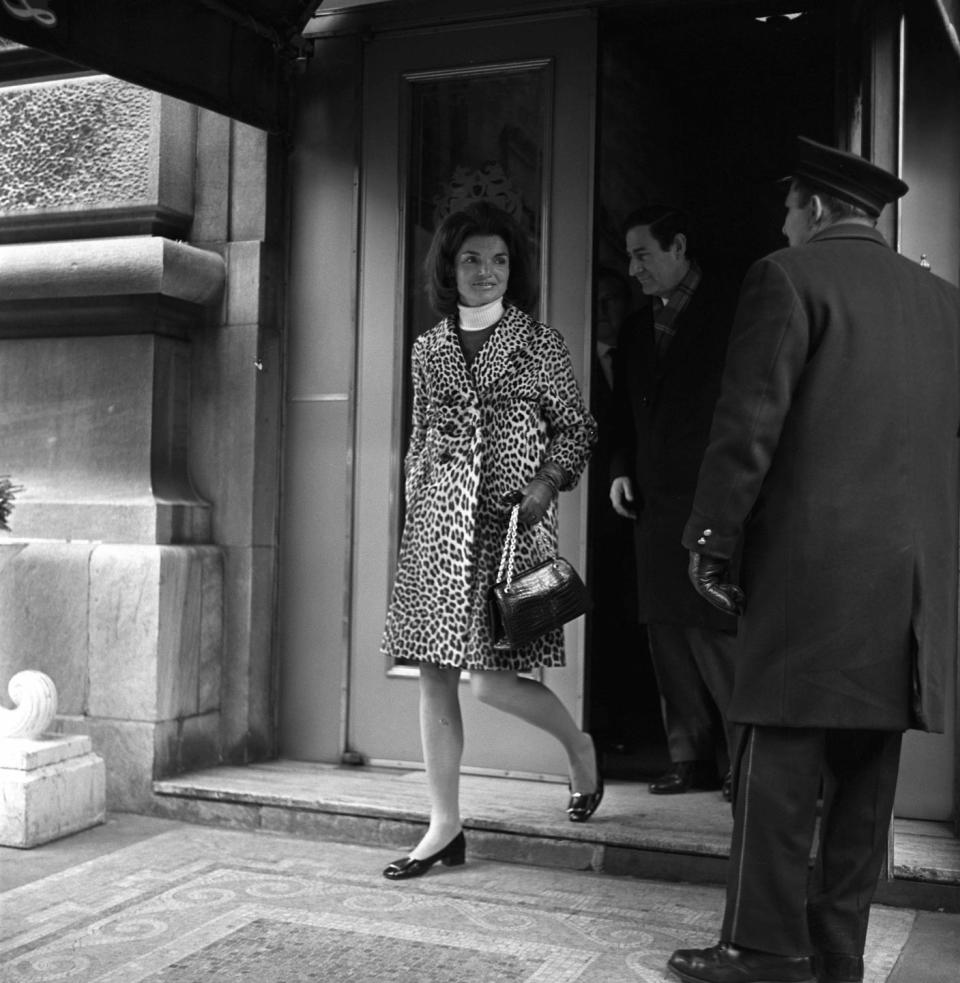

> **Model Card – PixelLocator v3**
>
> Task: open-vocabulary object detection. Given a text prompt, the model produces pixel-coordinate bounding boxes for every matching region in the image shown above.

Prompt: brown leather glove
[688,551,746,616]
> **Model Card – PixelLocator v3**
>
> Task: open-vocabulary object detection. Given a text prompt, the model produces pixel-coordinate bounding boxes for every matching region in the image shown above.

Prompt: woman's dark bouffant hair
[424,200,538,317]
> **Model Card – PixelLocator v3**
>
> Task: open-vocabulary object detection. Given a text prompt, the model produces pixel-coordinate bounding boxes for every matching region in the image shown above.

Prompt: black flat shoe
[567,744,604,823]
[566,774,604,822]
[382,831,466,880]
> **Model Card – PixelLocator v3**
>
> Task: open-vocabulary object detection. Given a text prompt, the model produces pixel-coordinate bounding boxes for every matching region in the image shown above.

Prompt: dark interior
[586,3,837,778]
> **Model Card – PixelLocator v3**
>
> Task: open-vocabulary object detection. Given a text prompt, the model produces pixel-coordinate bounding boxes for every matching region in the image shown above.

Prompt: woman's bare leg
[409,663,465,859]
[469,670,598,793]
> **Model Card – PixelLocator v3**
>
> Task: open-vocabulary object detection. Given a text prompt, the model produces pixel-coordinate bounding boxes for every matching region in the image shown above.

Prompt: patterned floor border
[0,827,916,983]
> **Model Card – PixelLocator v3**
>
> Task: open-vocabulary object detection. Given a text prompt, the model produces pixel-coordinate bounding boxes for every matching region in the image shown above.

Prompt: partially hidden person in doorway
[380,200,600,881]
[608,205,738,798]
[588,266,649,755]
[668,137,960,983]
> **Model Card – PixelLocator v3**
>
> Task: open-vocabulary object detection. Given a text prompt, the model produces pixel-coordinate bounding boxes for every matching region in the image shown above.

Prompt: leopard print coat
[381,305,596,671]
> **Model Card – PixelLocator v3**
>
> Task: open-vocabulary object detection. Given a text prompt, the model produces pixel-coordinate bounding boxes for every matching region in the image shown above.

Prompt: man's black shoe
[721,768,733,802]
[667,941,815,982]
[649,760,722,794]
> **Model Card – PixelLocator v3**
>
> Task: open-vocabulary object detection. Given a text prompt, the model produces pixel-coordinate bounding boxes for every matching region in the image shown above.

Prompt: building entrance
[585,5,835,780]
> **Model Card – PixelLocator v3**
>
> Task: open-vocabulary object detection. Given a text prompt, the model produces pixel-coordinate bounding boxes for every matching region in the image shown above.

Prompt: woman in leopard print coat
[381,202,600,881]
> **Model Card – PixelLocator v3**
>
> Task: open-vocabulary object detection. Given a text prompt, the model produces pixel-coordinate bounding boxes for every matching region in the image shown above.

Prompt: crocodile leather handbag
[489,505,591,651]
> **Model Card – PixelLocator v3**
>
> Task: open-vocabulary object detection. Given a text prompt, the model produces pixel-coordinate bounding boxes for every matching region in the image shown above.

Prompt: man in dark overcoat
[609,205,738,796]
[668,138,960,983]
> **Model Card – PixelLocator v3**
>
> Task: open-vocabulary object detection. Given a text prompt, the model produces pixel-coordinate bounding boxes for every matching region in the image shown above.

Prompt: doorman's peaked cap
[791,136,909,217]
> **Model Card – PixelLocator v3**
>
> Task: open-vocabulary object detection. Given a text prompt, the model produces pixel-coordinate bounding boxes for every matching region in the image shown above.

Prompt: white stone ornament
[0,669,58,739]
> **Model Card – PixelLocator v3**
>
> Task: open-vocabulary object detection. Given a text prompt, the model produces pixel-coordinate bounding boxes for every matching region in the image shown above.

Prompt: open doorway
[586,3,837,780]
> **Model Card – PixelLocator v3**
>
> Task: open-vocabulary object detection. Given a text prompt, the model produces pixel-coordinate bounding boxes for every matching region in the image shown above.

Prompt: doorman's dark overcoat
[683,224,960,732]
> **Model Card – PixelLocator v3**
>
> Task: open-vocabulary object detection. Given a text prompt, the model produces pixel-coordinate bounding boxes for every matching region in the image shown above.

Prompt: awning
[3,0,957,134]
[0,0,319,133]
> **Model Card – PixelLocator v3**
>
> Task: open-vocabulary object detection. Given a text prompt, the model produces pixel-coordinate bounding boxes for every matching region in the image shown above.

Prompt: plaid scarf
[653,259,701,355]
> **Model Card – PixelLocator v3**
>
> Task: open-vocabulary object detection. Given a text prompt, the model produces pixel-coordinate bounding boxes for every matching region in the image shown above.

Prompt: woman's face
[454,234,510,308]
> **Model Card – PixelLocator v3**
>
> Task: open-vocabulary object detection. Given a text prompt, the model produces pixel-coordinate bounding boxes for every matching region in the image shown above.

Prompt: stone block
[193,109,232,244]
[190,322,258,546]
[219,546,277,764]
[225,241,266,327]
[150,793,261,830]
[469,830,600,871]
[229,123,270,242]
[0,77,197,241]
[88,545,223,722]
[0,542,94,716]
[198,550,224,714]
[58,716,171,812]
[0,733,91,770]
[0,77,152,215]
[0,329,215,544]
[0,734,105,848]
[177,712,221,774]
[88,546,166,721]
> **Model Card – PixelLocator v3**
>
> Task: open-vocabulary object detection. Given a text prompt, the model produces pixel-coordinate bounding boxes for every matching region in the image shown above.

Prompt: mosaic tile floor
[0,824,916,983]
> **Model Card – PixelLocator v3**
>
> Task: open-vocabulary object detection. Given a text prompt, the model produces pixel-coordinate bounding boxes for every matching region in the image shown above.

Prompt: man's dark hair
[621,205,692,254]
[424,201,537,317]
[792,179,875,224]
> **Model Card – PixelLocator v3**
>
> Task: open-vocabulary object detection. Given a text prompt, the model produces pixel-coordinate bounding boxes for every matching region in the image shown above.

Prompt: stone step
[152,759,960,912]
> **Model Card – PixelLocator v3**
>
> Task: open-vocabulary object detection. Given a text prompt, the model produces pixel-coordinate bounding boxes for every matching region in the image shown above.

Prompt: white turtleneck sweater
[457,298,504,366]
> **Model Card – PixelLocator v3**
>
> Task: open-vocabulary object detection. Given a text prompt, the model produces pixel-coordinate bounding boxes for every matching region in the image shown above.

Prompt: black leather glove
[688,551,746,616]
[516,478,554,526]
[514,461,567,526]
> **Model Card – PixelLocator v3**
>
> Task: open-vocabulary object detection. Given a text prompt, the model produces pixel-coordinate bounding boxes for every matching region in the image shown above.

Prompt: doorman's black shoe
[649,760,722,794]
[667,942,816,983]
[382,831,466,880]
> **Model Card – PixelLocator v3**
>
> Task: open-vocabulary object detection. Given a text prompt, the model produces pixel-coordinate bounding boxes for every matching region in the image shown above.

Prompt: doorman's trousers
[722,725,903,960]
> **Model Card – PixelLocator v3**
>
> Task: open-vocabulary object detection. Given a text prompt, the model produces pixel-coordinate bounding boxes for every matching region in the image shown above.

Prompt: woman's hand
[516,479,554,526]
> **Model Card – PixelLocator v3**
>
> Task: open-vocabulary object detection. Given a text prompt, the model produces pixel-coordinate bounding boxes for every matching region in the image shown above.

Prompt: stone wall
[0,55,284,808]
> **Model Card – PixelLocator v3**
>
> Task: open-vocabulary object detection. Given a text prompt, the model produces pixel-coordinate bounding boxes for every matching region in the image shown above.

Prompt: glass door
[347,13,597,777]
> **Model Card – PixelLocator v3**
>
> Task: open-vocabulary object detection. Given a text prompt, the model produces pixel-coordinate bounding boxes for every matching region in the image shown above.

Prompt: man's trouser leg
[685,625,737,773]
[722,725,823,956]
[647,622,722,764]
[807,729,903,964]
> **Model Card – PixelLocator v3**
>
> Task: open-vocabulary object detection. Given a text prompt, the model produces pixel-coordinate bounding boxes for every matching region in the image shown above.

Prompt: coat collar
[441,304,539,393]
[808,222,891,249]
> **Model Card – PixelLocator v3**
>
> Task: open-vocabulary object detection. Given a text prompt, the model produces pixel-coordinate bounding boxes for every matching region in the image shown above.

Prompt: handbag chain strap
[496,504,553,590]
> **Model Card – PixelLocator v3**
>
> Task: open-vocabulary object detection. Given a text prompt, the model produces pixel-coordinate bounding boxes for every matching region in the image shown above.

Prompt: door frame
[345,11,599,778]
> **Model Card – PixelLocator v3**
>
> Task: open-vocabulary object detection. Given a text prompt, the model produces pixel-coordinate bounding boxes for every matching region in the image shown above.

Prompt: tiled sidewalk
[2,814,957,983]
